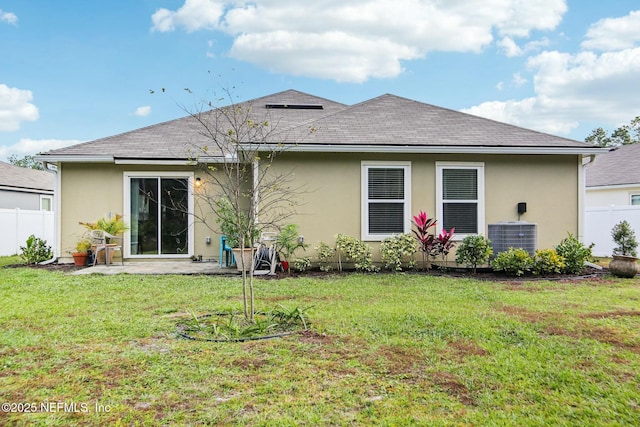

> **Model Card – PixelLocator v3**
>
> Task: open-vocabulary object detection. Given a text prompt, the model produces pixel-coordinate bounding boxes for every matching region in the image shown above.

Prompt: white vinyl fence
[585,205,640,257]
[0,208,55,257]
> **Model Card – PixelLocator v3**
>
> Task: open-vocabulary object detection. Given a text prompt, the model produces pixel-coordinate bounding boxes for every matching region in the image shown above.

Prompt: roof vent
[265,103,323,110]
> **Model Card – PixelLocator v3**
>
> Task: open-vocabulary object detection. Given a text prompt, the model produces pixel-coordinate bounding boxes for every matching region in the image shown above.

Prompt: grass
[1,263,639,426]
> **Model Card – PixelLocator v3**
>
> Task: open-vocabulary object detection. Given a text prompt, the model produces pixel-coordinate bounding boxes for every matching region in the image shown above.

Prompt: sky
[1,0,640,162]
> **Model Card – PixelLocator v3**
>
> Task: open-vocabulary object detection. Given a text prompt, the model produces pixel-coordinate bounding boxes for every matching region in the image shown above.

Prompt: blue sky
[1,0,639,161]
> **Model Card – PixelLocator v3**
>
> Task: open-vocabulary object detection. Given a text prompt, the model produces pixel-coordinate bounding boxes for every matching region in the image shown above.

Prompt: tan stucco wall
[268,152,580,261]
[58,163,221,263]
[57,153,581,264]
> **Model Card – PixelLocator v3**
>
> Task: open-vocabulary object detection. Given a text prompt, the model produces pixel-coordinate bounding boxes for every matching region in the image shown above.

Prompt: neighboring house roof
[37,89,601,163]
[0,161,54,193]
[586,143,640,188]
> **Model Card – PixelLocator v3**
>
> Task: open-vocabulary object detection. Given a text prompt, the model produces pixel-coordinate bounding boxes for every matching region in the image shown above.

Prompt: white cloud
[463,46,640,135]
[0,9,18,25]
[0,138,83,161]
[513,73,527,86]
[151,0,225,33]
[582,10,640,51]
[133,106,151,117]
[0,84,39,132]
[151,0,567,82]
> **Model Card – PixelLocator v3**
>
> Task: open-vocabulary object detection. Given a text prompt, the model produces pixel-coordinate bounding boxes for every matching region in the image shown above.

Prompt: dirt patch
[4,262,82,272]
[297,330,336,345]
[377,345,426,376]
[431,371,476,406]
[443,339,490,362]
[579,310,640,319]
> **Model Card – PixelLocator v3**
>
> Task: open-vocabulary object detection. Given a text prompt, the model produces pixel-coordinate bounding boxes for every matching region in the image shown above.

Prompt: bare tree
[184,87,313,321]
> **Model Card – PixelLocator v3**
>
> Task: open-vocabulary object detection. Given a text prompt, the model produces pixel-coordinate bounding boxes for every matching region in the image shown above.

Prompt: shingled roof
[586,143,640,187]
[38,89,600,163]
[0,161,54,193]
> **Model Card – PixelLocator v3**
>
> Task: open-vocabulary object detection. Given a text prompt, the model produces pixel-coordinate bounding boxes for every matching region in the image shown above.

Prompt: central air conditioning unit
[488,221,537,256]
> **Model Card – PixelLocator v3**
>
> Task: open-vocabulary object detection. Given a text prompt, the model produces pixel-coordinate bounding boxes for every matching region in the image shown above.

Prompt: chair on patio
[90,229,123,266]
[219,235,236,268]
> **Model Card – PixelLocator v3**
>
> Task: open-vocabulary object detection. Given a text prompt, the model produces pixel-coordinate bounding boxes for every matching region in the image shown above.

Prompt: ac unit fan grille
[488,222,537,256]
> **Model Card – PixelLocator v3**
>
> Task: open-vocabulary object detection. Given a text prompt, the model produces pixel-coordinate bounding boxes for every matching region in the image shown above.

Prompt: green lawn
[1,264,639,426]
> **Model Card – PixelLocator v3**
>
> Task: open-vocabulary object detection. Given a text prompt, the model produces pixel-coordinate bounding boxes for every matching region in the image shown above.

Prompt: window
[125,172,194,257]
[436,162,484,238]
[361,161,411,240]
[40,195,52,211]
[631,194,640,205]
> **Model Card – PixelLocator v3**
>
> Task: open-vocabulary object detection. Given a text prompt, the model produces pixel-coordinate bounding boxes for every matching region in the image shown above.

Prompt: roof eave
[251,144,607,155]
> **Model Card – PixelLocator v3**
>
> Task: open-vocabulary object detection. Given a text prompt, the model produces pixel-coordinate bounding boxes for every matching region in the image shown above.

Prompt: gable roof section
[0,161,54,193]
[586,143,640,187]
[37,90,601,164]
[38,90,347,163]
[276,94,599,154]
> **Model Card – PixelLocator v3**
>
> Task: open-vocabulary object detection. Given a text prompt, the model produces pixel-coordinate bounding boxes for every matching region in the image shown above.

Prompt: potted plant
[276,224,308,273]
[80,214,129,264]
[72,238,92,267]
[216,198,258,271]
[609,220,639,278]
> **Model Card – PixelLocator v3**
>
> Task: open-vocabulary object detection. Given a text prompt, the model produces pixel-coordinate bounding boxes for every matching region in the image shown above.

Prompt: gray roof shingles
[0,161,54,192]
[586,143,640,187]
[39,89,594,161]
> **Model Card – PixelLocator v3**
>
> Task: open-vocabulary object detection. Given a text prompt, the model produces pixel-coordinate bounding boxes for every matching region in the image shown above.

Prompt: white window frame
[361,161,411,241]
[630,194,640,205]
[40,195,53,211]
[436,162,485,239]
[124,171,195,258]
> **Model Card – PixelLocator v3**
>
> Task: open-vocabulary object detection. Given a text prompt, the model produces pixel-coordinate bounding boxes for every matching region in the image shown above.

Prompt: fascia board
[247,144,607,156]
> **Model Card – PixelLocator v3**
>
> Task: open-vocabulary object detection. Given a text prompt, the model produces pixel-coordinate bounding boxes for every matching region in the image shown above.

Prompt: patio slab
[71,261,239,276]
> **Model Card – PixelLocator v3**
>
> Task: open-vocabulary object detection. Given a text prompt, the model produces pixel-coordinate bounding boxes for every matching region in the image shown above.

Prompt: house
[36,89,603,264]
[0,161,54,210]
[0,161,55,256]
[584,143,640,257]
[585,143,640,207]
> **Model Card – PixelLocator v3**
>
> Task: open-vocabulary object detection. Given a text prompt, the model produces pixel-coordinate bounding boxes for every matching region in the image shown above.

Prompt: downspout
[578,154,597,243]
[39,161,60,265]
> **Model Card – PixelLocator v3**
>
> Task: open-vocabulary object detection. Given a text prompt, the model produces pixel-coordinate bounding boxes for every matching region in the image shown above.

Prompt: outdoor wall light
[195,177,202,187]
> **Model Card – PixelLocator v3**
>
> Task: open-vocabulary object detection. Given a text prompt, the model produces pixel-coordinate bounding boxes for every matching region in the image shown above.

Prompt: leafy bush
[455,235,492,273]
[555,233,592,274]
[335,234,378,272]
[611,220,638,257]
[380,234,418,271]
[293,256,312,272]
[315,241,335,272]
[20,234,53,264]
[492,248,533,276]
[532,249,565,275]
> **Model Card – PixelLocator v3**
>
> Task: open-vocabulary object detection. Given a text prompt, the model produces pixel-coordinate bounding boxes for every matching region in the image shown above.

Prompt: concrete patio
[71,261,239,275]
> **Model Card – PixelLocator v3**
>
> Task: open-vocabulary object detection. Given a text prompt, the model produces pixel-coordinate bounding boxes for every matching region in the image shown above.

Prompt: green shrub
[456,235,492,273]
[293,256,312,272]
[380,234,418,271]
[492,248,533,276]
[611,220,638,257]
[555,233,592,274]
[532,249,565,275]
[20,234,53,264]
[315,241,335,272]
[335,234,378,272]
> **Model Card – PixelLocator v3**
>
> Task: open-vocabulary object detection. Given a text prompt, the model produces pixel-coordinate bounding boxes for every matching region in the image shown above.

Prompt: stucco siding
[586,186,640,207]
[0,189,43,210]
[268,152,580,262]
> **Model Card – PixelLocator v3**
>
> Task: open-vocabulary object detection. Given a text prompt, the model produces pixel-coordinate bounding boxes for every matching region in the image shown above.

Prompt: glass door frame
[123,171,195,259]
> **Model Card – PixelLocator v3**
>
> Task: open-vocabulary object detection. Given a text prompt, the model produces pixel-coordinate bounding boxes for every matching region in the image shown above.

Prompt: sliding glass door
[126,173,193,257]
